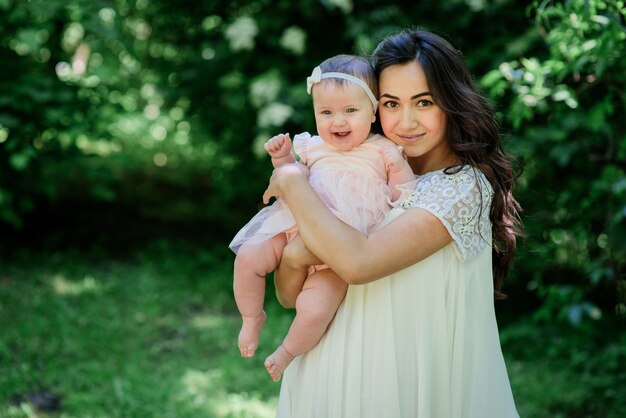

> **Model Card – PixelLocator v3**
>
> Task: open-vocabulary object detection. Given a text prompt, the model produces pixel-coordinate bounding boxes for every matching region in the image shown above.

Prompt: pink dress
[229,133,399,253]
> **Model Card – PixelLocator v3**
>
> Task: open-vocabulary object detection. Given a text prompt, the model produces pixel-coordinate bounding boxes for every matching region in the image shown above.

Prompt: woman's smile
[396,132,424,143]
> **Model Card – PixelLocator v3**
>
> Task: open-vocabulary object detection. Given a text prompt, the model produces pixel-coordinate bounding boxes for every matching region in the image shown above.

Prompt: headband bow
[306,66,322,94]
[305,66,378,110]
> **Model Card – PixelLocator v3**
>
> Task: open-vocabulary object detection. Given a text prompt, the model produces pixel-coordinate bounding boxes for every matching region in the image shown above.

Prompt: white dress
[276,165,519,418]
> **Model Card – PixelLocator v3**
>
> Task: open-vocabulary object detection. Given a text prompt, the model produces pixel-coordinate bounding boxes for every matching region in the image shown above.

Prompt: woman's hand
[263,162,310,204]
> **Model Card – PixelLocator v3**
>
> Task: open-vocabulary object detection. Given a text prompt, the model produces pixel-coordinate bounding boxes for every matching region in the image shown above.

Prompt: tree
[481,0,626,322]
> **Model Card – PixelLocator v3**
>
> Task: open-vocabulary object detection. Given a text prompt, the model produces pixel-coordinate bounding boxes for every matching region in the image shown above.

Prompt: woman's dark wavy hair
[371,28,523,297]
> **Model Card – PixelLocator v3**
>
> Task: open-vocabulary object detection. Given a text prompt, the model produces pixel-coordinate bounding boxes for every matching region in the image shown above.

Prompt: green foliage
[480,0,626,324]
[0,0,531,232]
[1,3,625,411]
[501,319,626,417]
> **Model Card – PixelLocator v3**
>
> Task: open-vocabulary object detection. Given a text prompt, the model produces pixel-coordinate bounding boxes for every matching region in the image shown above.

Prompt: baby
[229,54,415,381]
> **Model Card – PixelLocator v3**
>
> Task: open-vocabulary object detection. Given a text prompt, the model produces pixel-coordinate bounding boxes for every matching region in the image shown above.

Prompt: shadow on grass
[1,239,624,417]
[0,240,293,418]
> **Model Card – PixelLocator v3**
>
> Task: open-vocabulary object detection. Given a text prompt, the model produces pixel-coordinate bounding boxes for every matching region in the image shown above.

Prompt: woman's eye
[382,101,398,108]
[416,99,433,107]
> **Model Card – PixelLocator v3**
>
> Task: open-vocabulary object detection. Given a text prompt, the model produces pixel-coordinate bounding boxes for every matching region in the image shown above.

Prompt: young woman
[265,29,523,417]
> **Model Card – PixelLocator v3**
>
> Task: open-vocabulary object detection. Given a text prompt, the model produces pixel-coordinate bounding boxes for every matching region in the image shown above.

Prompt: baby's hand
[379,144,408,173]
[264,133,292,159]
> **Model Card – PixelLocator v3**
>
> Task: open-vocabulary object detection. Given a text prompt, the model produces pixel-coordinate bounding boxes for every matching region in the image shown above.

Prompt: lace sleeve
[399,166,493,260]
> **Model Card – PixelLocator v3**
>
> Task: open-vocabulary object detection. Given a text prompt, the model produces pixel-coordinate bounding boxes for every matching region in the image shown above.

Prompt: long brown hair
[372,28,523,297]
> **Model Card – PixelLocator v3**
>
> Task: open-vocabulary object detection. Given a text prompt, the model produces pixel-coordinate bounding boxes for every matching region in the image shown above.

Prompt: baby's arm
[265,133,296,168]
[379,145,415,201]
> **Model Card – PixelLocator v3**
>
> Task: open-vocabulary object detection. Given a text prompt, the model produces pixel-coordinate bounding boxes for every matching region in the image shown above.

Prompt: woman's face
[378,61,453,173]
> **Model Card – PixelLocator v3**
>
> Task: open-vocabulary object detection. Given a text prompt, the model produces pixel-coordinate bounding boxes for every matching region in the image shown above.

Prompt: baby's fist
[264,133,292,158]
[379,144,408,173]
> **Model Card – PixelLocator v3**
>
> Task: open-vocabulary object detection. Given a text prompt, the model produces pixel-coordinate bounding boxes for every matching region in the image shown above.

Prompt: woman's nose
[400,109,418,129]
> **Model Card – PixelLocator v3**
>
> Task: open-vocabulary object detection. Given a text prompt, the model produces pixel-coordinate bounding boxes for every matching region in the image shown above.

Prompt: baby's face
[312,81,376,151]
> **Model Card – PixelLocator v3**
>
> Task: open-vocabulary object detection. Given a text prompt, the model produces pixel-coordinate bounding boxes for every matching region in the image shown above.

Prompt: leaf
[9,152,31,171]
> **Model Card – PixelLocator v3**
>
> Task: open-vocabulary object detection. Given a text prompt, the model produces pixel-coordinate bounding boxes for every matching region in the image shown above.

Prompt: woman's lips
[397,133,424,143]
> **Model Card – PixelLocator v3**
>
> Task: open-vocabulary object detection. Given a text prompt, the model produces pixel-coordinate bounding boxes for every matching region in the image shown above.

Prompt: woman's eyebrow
[380,92,431,100]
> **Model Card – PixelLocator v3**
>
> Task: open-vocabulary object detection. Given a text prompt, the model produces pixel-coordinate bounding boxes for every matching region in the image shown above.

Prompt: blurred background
[0,0,624,416]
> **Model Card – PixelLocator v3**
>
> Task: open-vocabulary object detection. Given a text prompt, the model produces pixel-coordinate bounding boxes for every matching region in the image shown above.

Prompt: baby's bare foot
[238,311,267,358]
[264,344,295,382]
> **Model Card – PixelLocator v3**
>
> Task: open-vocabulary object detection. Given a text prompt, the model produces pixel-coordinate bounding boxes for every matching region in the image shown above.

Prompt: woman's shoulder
[406,165,492,203]
[395,165,493,260]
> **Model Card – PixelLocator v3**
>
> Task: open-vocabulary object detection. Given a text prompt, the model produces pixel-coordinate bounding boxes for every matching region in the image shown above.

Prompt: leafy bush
[481,0,626,323]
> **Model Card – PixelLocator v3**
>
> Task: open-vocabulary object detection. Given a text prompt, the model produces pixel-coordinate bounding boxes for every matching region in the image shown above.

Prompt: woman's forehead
[379,61,429,95]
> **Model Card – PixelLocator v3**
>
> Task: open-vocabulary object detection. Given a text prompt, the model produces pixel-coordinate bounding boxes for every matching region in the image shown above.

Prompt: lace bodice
[396,165,493,260]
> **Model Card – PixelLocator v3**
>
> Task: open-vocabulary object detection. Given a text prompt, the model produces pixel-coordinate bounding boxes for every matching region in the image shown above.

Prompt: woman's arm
[264,164,453,285]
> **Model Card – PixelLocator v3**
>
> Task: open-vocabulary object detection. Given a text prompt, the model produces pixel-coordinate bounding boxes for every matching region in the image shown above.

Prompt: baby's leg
[234,234,288,358]
[265,269,347,381]
[274,234,323,308]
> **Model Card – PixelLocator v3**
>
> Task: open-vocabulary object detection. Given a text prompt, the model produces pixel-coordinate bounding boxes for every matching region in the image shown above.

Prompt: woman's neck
[409,152,460,175]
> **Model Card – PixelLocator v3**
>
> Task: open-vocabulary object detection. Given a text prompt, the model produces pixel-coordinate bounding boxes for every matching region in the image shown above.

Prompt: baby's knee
[235,244,277,274]
[275,289,296,309]
[234,246,256,269]
[282,238,310,270]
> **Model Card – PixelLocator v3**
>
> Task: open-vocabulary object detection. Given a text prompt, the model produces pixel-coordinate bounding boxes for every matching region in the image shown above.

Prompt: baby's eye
[321,110,332,115]
[346,108,357,113]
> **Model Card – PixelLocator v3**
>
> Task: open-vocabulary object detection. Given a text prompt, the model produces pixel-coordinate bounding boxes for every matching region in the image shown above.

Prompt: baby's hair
[317,55,379,99]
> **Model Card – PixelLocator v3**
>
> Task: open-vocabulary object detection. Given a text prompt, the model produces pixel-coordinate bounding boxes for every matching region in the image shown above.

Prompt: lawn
[1,239,624,417]
[0,240,291,417]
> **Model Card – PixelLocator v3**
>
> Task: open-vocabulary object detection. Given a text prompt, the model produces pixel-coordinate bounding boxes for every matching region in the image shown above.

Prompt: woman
[265,28,522,418]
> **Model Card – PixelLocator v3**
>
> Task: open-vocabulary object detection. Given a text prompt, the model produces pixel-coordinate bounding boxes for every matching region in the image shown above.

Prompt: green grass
[0,241,292,417]
[500,318,626,418]
[1,240,624,417]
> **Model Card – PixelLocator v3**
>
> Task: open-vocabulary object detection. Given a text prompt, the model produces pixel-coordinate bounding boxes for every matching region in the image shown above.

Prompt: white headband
[306,66,378,110]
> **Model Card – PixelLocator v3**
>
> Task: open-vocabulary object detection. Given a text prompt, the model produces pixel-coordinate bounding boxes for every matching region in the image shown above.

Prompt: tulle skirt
[229,169,392,253]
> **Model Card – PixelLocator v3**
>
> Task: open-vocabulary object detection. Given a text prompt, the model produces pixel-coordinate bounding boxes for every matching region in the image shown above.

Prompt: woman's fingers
[262,163,310,204]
